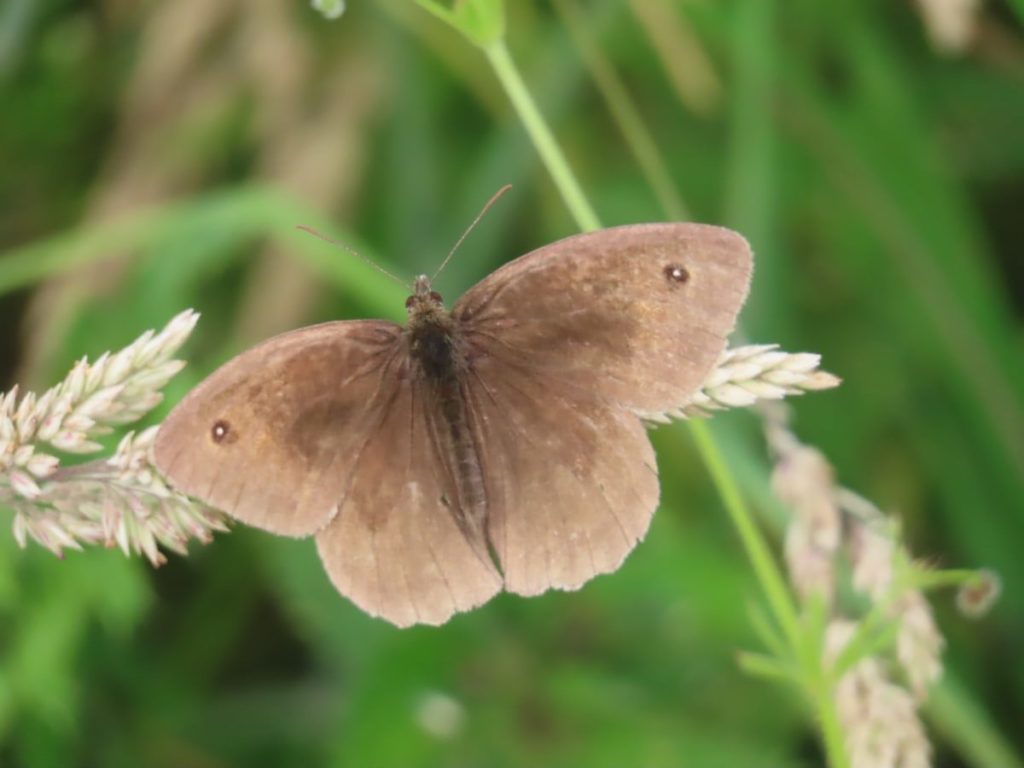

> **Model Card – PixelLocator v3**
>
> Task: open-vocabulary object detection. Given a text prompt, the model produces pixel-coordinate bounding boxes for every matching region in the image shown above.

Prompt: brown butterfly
[154,223,752,627]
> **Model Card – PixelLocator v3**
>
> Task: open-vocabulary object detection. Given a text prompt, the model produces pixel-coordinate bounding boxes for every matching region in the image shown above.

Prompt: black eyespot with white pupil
[664,264,690,284]
[211,420,231,443]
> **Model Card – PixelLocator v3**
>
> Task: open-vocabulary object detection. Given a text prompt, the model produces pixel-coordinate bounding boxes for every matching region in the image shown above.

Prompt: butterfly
[154,223,752,627]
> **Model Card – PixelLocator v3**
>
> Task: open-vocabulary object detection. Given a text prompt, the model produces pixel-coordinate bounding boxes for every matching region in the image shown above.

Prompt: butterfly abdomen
[407,315,489,548]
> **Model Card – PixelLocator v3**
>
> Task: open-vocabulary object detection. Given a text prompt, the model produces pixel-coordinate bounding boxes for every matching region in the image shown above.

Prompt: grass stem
[483,39,601,233]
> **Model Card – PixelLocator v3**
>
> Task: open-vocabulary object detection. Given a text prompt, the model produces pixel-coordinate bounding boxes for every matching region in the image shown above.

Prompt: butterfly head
[405,275,446,319]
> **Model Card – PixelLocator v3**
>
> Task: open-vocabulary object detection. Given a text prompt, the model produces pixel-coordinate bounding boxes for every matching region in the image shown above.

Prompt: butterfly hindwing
[464,359,659,596]
[315,375,502,627]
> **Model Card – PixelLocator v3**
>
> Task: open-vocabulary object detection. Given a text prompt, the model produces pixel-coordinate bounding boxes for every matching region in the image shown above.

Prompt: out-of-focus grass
[0,1,1021,766]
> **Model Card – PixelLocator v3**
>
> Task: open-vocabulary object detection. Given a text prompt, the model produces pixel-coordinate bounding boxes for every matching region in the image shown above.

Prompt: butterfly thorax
[405,275,462,383]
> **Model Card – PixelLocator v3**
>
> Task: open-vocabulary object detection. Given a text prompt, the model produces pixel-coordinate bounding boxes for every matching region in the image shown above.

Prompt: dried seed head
[772,443,841,602]
[896,592,944,700]
[956,569,1001,618]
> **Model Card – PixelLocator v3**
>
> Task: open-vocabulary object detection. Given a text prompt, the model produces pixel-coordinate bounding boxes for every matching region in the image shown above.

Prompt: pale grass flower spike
[1,310,226,565]
[826,621,932,768]
[664,344,841,421]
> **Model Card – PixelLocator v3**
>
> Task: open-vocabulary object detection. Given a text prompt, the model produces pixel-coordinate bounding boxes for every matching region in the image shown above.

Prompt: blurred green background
[1,1,1022,766]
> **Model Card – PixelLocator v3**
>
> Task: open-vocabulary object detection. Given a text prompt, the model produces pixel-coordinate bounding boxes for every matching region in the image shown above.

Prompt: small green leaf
[411,0,459,29]
[737,651,801,686]
[832,619,900,681]
[747,602,789,659]
[908,567,983,592]
[412,0,504,47]
[799,592,829,670]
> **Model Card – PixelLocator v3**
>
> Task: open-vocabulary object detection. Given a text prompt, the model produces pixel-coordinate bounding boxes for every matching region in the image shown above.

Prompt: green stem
[832,588,899,679]
[911,568,987,591]
[552,0,690,221]
[688,421,801,647]
[483,39,601,233]
[815,678,851,768]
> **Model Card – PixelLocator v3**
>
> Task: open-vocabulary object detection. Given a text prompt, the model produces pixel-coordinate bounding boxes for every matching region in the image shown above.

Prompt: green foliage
[0,0,1021,766]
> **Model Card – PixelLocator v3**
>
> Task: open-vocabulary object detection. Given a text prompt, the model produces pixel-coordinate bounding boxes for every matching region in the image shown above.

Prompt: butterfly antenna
[296,226,406,287]
[431,184,512,281]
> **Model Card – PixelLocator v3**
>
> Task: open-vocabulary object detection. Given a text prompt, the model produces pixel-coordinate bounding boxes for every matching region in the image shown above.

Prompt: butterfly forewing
[454,223,752,417]
[154,320,403,536]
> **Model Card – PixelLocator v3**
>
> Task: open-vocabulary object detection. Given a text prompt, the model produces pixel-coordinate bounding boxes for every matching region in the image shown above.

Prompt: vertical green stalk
[483,40,601,233]
[552,0,690,221]
[815,679,851,768]
[688,421,800,647]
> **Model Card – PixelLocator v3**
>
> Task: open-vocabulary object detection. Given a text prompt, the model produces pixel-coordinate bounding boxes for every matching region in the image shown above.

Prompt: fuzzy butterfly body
[154,223,752,627]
